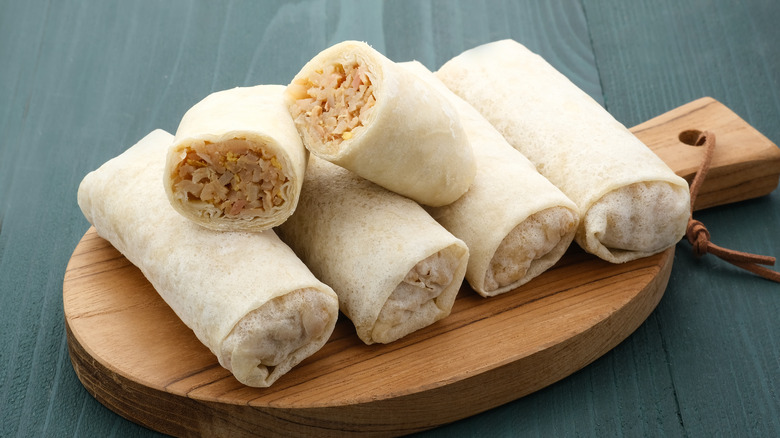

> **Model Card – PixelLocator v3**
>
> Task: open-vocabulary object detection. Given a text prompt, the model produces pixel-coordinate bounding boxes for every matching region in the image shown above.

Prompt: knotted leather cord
[686,131,780,282]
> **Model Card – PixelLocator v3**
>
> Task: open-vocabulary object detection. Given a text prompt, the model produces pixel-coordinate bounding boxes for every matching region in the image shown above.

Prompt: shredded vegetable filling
[172,139,289,218]
[288,62,376,153]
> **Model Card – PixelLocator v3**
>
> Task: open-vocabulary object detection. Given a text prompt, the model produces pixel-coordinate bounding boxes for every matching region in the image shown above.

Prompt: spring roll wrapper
[277,156,469,344]
[401,61,580,297]
[285,40,476,207]
[436,40,690,263]
[78,130,339,387]
[164,85,307,232]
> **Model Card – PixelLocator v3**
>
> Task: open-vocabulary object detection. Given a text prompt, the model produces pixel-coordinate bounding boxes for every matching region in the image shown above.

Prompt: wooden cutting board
[63,97,780,437]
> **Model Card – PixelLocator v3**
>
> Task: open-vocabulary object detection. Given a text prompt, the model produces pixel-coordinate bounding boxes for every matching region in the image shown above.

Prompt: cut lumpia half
[169,138,292,222]
[285,41,475,207]
[484,207,578,296]
[287,61,376,156]
[220,288,336,387]
[372,247,463,344]
[165,85,307,232]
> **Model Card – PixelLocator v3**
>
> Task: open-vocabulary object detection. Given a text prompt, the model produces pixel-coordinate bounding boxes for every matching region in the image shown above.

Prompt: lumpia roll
[400,61,579,297]
[276,156,469,344]
[164,85,307,232]
[436,40,690,263]
[78,130,339,388]
[285,40,476,207]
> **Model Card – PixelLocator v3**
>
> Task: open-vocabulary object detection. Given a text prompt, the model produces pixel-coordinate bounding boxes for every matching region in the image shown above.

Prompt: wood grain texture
[3,0,780,437]
[381,0,603,104]
[64,230,673,437]
[583,0,780,138]
[60,98,780,436]
[632,97,780,210]
[584,1,780,435]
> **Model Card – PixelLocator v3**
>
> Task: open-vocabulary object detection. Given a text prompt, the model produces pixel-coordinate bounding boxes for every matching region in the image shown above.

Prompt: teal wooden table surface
[2,0,778,436]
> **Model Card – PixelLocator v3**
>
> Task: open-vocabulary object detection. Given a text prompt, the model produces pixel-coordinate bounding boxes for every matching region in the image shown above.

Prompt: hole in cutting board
[678,129,706,146]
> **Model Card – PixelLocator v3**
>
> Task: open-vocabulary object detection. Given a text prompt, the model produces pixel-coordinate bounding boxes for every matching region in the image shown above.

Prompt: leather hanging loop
[685,131,780,283]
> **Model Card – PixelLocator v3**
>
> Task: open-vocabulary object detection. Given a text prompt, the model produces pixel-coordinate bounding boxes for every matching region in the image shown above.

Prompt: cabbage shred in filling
[288,62,376,153]
[172,138,289,218]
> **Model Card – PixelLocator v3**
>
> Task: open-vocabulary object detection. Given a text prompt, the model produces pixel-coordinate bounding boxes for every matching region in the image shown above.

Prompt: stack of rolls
[77,38,688,387]
[285,40,476,207]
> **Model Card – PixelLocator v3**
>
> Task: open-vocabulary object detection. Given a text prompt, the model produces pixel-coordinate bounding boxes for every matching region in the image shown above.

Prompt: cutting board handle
[631,96,780,211]
[632,97,780,282]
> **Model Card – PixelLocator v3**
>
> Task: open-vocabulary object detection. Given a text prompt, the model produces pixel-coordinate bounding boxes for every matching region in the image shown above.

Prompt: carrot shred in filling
[288,62,376,152]
[172,139,289,218]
